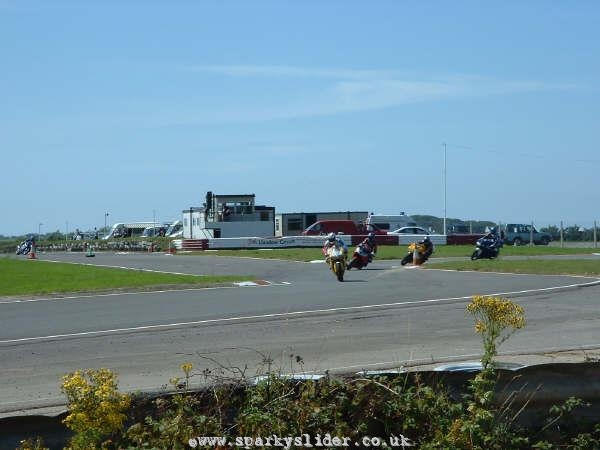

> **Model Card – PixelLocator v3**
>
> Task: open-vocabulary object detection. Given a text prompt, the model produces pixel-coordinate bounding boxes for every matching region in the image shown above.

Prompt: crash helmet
[327,232,336,242]
[368,232,375,241]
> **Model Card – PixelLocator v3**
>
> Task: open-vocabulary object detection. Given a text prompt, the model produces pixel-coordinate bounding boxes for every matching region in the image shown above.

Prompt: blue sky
[2,1,599,236]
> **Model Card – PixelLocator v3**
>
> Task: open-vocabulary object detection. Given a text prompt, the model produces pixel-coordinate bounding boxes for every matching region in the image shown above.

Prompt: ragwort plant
[60,368,130,450]
[440,295,527,449]
[467,294,526,371]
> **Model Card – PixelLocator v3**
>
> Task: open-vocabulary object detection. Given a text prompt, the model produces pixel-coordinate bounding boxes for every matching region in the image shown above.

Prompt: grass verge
[180,244,597,261]
[0,259,254,297]
[428,258,600,277]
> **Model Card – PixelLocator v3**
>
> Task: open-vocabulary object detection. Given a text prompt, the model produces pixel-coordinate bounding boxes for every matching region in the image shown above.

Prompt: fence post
[560,221,564,248]
[530,221,534,246]
[595,221,597,249]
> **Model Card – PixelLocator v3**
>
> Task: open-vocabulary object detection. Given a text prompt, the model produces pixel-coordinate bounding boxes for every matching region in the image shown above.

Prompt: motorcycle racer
[360,232,378,257]
[346,232,378,271]
[419,236,435,260]
[322,232,348,259]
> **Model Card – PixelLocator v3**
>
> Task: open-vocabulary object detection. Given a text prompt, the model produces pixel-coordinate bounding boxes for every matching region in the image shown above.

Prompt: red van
[301,220,385,236]
[301,220,362,236]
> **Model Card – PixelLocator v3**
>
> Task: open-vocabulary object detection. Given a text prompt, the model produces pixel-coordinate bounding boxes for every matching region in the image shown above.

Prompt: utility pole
[443,142,447,236]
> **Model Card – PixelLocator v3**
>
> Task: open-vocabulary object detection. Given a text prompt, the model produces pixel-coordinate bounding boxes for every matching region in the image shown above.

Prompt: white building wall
[183,209,274,239]
[209,221,273,238]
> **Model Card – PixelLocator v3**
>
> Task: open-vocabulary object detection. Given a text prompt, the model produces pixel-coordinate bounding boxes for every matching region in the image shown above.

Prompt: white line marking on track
[0,281,287,304]
[2,278,598,345]
[41,258,205,276]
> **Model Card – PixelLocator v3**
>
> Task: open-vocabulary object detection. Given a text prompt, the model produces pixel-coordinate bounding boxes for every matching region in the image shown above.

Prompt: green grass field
[184,245,600,277]
[0,258,254,296]
[183,244,597,261]
[427,258,600,276]
[2,244,598,297]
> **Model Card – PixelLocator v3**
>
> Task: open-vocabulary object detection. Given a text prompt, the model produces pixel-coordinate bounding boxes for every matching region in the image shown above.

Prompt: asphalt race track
[1,251,600,415]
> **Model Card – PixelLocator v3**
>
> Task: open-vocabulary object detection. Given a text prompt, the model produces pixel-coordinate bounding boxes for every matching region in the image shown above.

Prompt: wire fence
[516,221,599,248]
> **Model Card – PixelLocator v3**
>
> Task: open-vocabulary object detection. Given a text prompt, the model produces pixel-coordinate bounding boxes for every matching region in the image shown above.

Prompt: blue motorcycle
[16,237,34,255]
[471,236,502,260]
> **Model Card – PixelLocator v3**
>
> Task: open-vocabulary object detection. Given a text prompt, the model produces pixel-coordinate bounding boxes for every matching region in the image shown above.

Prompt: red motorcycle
[347,242,374,270]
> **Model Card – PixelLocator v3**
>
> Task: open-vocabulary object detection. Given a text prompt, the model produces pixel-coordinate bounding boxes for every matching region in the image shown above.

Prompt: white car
[387,226,430,235]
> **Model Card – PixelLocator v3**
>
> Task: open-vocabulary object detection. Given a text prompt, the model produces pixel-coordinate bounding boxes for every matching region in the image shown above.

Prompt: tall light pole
[443,142,447,236]
[38,222,43,237]
[153,209,156,237]
[104,212,109,231]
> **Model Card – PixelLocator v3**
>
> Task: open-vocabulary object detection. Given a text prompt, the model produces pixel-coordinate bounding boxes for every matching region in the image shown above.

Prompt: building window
[287,218,304,231]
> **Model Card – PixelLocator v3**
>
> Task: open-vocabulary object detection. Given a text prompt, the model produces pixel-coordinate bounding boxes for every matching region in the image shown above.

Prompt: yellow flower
[60,368,130,443]
[474,320,486,334]
[181,362,193,377]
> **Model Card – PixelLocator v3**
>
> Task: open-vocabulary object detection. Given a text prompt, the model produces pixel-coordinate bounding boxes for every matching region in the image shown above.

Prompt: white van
[141,225,169,238]
[103,222,157,239]
[365,214,417,231]
[165,220,183,238]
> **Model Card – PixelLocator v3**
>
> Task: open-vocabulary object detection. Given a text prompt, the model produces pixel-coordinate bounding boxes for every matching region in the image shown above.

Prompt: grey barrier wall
[2,362,600,449]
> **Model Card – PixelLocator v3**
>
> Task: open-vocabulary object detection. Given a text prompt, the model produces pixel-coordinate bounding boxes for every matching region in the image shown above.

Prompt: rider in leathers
[360,232,377,262]
[347,232,377,270]
[322,232,349,260]
[419,236,435,261]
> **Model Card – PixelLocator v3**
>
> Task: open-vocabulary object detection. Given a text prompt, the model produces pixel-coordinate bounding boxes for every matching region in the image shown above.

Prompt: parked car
[501,223,552,246]
[387,226,430,235]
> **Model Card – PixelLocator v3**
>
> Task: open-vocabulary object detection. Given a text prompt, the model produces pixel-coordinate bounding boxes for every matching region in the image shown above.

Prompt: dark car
[502,223,552,246]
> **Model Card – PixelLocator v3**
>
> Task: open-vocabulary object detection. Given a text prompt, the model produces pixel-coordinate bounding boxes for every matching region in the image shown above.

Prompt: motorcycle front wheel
[335,261,344,281]
[471,249,482,260]
[401,253,413,266]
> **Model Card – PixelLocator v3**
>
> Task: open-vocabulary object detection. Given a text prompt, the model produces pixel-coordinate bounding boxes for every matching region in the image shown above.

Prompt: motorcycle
[471,236,502,260]
[400,242,429,266]
[324,243,346,282]
[16,238,34,255]
[347,243,374,270]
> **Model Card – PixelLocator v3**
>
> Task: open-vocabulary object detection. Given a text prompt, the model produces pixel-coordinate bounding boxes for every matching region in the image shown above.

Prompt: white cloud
[34,65,578,129]
[169,66,577,124]
[186,64,397,80]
